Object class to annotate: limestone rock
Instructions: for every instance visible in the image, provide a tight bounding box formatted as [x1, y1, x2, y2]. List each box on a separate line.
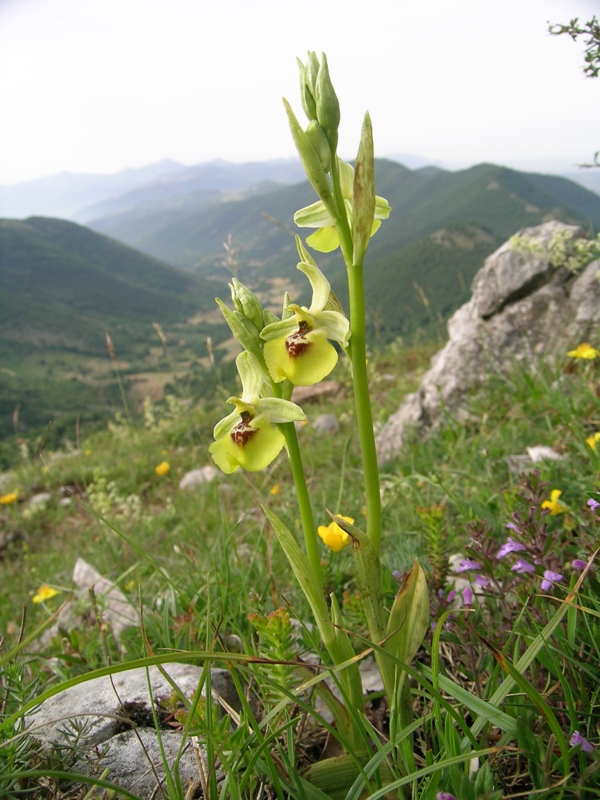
[178, 465, 218, 489]
[312, 414, 339, 434]
[377, 222, 600, 462]
[292, 380, 343, 403]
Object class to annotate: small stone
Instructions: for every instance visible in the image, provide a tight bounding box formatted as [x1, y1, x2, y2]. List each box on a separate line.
[29, 492, 51, 506]
[312, 414, 339, 434]
[59, 497, 72, 507]
[178, 465, 218, 489]
[526, 445, 565, 463]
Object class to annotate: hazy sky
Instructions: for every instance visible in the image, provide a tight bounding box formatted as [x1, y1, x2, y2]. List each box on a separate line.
[1, 0, 599, 184]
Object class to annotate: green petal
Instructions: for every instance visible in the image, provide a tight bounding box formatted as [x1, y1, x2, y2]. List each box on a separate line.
[307, 226, 340, 253]
[370, 219, 381, 237]
[261, 316, 300, 343]
[294, 200, 334, 229]
[213, 408, 240, 440]
[257, 397, 306, 423]
[375, 195, 392, 219]
[296, 260, 331, 314]
[317, 310, 350, 347]
[264, 330, 338, 386]
[338, 158, 354, 199]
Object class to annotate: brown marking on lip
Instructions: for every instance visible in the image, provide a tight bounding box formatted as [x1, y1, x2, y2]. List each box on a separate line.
[286, 321, 311, 359]
[231, 411, 257, 447]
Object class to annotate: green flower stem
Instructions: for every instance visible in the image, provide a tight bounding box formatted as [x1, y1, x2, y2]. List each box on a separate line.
[329, 162, 381, 553]
[346, 261, 381, 551]
[281, 421, 323, 590]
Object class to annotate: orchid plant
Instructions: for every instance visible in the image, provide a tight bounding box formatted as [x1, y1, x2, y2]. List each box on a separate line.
[209, 52, 428, 758]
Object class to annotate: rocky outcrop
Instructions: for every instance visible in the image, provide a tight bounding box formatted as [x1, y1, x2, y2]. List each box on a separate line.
[376, 221, 600, 463]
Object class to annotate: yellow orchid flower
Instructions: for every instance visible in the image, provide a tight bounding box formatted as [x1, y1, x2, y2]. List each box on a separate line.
[318, 516, 354, 552]
[209, 351, 306, 474]
[568, 342, 599, 359]
[261, 242, 350, 386]
[294, 158, 391, 253]
[541, 489, 567, 516]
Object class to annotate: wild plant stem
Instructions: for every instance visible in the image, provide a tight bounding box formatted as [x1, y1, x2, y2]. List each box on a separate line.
[282, 422, 323, 590]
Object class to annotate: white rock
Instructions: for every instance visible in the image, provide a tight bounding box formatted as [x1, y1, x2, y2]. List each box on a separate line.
[29, 492, 51, 506]
[312, 414, 339, 434]
[178, 465, 218, 489]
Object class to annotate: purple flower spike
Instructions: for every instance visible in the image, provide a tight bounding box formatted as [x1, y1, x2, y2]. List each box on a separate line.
[437, 793, 457, 800]
[457, 559, 482, 572]
[497, 537, 528, 559]
[475, 574, 489, 587]
[463, 586, 474, 605]
[572, 559, 588, 571]
[511, 558, 535, 574]
[541, 569, 563, 591]
[588, 498, 600, 512]
[570, 731, 594, 753]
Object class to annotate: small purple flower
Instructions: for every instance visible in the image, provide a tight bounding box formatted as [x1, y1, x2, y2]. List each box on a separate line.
[463, 586, 474, 606]
[474, 574, 489, 587]
[572, 559, 588, 571]
[457, 558, 481, 572]
[437, 793, 457, 800]
[511, 558, 535, 574]
[588, 498, 600, 512]
[392, 570, 401, 581]
[506, 522, 519, 532]
[446, 589, 456, 603]
[570, 731, 594, 753]
[541, 570, 563, 591]
[497, 537, 528, 559]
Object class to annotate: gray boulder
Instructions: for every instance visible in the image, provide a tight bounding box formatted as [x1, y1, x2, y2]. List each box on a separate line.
[377, 221, 600, 462]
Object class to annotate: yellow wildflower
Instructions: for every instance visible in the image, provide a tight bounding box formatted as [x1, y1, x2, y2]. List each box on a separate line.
[318, 516, 354, 552]
[84, 449, 91, 456]
[586, 432, 600, 451]
[270, 484, 281, 496]
[567, 343, 600, 359]
[0, 491, 18, 505]
[155, 461, 170, 476]
[541, 489, 567, 516]
[32, 584, 60, 603]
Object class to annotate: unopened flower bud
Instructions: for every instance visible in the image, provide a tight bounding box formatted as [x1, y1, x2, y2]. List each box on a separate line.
[305, 120, 332, 173]
[315, 53, 340, 154]
[230, 278, 264, 331]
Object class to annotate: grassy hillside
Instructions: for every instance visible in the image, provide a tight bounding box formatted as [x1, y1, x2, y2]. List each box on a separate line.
[87, 160, 600, 339]
[0, 218, 233, 457]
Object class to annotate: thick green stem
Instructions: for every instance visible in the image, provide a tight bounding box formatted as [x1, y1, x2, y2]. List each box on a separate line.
[346, 262, 381, 551]
[281, 422, 323, 590]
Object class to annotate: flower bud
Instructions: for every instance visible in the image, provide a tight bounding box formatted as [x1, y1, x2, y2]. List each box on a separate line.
[352, 112, 376, 265]
[283, 99, 335, 209]
[304, 120, 332, 173]
[216, 298, 264, 366]
[230, 278, 264, 332]
[297, 57, 317, 121]
[315, 53, 340, 154]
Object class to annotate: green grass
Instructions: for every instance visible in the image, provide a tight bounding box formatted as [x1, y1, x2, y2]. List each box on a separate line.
[0, 340, 599, 798]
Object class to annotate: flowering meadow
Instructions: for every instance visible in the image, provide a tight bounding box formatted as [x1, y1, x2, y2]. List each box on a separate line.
[0, 53, 599, 800]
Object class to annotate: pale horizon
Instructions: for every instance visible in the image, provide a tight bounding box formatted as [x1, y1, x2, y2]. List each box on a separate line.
[1, 0, 599, 186]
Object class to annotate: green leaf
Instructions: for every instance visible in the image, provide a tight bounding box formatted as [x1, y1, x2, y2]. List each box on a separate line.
[384, 559, 429, 669]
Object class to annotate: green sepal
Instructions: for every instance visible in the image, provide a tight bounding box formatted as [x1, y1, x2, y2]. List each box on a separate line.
[257, 397, 306, 423]
[283, 99, 335, 209]
[307, 226, 340, 253]
[352, 112, 376, 265]
[230, 278, 264, 332]
[216, 298, 265, 367]
[282, 292, 294, 320]
[295, 235, 318, 266]
[315, 53, 340, 155]
[384, 558, 429, 668]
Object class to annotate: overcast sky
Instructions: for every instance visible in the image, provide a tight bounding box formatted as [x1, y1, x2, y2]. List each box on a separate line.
[1, 0, 598, 185]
